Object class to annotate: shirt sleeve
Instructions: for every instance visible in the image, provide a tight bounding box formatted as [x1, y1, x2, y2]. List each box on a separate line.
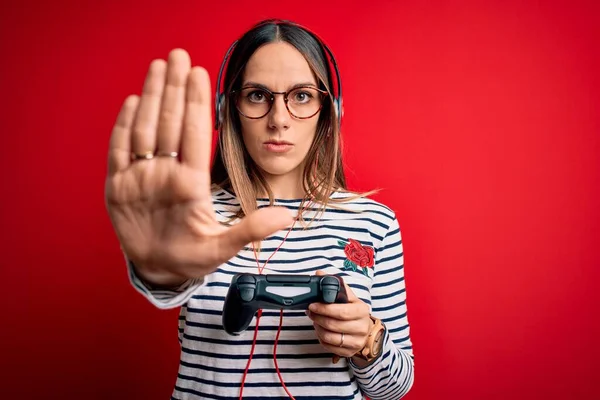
[349, 213, 415, 399]
[125, 255, 205, 310]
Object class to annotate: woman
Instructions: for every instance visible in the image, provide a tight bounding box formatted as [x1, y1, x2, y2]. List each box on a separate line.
[105, 18, 414, 400]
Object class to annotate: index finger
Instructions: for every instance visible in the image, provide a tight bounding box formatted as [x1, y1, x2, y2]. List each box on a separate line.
[181, 66, 213, 170]
[308, 300, 367, 321]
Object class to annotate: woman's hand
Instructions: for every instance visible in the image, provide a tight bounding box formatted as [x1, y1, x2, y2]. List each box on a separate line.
[307, 271, 375, 364]
[104, 49, 294, 288]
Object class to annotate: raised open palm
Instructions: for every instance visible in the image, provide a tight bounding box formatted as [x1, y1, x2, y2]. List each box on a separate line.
[104, 49, 294, 287]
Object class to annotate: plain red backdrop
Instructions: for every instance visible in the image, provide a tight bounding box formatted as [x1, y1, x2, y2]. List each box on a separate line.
[1, 0, 598, 399]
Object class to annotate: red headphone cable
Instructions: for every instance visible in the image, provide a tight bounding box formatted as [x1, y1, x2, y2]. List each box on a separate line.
[238, 197, 315, 400]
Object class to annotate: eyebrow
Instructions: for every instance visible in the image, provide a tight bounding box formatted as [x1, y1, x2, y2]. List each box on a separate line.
[241, 81, 319, 90]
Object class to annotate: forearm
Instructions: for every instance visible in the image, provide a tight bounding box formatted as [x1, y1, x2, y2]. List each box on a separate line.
[352, 214, 415, 399]
[126, 256, 206, 310]
[350, 329, 414, 399]
[128, 258, 189, 290]
[350, 355, 372, 369]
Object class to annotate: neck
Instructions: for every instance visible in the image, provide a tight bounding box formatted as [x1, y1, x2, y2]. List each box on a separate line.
[260, 171, 306, 200]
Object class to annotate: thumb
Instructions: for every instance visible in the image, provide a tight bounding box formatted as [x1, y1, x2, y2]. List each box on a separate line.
[224, 206, 295, 250]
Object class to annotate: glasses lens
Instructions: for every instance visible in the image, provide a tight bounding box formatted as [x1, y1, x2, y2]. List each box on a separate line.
[287, 87, 323, 118]
[237, 88, 271, 118]
[235, 87, 325, 119]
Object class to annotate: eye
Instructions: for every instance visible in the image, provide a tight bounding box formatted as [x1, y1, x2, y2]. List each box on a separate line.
[246, 89, 269, 103]
[291, 89, 315, 104]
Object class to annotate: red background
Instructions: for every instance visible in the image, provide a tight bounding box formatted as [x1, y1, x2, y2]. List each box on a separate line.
[1, 0, 598, 399]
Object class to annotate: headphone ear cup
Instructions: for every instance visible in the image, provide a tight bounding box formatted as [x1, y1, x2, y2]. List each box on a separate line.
[333, 99, 339, 119]
[333, 98, 343, 127]
[215, 94, 225, 130]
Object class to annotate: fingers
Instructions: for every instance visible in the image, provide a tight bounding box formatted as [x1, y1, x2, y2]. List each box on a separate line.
[313, 325, 362, 357]
[131, 59, 167, 155]
[308, 300, 367, 320]
[307, 308, 370, 334]
[181, 65, 213, 170]
[114, 48, 213, 171]
[156, 49, 191, 155]
[108, 95, 139, 175]
[223, 206, 295, 251]
[309, 306, 371, 358]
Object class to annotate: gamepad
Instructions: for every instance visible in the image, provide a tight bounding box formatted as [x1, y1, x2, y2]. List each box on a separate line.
[222, 273, 348, 336]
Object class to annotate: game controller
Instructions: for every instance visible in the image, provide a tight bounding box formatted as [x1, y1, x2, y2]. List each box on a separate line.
[222, 273, 348, 336]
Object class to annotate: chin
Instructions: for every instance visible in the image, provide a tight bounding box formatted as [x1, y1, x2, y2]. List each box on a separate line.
[256, 159, 302, 177]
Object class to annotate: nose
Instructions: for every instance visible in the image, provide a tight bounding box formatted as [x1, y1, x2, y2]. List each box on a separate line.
[267, 94, 290, 131]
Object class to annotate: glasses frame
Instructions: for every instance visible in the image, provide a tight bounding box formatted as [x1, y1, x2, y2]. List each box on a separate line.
[230, 85, 330, 120]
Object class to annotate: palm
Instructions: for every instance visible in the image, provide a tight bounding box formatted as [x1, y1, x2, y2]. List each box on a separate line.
[106, 158, 220, 261]
[104, 49, 293, 286]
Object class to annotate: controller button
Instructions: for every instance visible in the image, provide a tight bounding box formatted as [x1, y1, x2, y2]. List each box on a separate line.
[239, 286, 255, 302]
[322, 288, 339, 303]
[238, 274, 256, 284]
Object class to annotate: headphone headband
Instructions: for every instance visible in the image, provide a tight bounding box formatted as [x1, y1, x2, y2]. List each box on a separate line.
[214, 20, 343, 131]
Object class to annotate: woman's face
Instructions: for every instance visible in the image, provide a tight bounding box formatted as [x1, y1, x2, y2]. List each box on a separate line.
[237, 41, 322, 184]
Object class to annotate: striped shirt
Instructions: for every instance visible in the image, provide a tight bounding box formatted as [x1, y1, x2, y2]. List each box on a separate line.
[127, 188, 415, 399]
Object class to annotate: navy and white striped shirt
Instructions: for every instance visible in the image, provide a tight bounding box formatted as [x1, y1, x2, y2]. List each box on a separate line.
[127, 188, 415, 399]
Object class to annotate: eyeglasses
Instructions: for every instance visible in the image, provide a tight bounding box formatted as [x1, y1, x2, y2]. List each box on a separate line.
[231, 85, 329, 120]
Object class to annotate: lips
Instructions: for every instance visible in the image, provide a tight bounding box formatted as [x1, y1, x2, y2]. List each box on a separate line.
[264, 140, 292, 145]
[263, 140, 293, 153]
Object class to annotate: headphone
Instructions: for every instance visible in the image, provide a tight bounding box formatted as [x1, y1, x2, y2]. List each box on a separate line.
[214, 20, 344, 131]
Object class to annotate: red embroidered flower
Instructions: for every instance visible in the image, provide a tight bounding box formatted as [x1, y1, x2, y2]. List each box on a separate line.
[344, 239, 374, 268]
